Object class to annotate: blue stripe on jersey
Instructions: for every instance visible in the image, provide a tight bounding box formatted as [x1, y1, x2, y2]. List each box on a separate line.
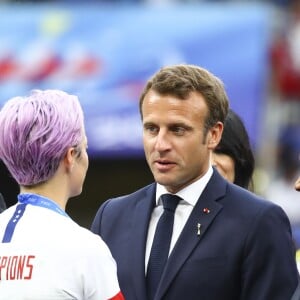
[2, 203, 27, 243]
[1, 194, 69, 243]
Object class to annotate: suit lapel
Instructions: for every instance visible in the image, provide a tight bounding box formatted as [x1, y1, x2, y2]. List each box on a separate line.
[155, 170, 227, 300]
[130, 184, 156, 300]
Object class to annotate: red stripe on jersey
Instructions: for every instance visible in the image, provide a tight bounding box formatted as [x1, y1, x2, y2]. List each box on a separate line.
[108, 291, 125, 300]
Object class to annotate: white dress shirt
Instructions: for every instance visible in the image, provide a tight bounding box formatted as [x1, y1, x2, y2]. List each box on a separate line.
[145, 166, 213, 272]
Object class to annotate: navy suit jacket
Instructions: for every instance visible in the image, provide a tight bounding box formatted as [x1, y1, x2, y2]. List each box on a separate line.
[91, 170, 299, 300]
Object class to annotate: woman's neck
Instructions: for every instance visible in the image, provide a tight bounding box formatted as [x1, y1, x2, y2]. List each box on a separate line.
[20, 184, 68, 211]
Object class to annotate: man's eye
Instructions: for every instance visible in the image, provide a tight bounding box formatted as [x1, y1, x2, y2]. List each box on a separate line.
[172, 127, 185, 135]
[144, 125, 158, 134]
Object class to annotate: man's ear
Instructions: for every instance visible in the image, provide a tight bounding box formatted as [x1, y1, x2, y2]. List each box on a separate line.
[64, 147, 75, 172]
[207, 122, 223, 150]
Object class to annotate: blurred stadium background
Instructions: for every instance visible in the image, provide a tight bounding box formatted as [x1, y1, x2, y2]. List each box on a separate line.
[0, 0, 299, 229]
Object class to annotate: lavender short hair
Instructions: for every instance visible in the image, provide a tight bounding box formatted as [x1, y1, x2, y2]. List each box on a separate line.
[0, 89, 84, 186]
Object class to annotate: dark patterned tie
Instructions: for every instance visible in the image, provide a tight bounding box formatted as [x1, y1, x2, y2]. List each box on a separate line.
[146, 194, 181, 300]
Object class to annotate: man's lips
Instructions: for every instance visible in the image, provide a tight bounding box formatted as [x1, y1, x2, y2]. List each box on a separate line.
[154, 159, 176, 171]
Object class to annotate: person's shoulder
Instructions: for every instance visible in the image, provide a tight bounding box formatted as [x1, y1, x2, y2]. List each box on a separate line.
[65, 220, 112, 253]
[61, 219, 104, 248]
[0, 204, 17, 222]
[223, 183, 292, 231]
[225, 182, 282, 211]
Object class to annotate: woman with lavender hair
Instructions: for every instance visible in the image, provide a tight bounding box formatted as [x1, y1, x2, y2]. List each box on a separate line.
[0, 90, 124, 300]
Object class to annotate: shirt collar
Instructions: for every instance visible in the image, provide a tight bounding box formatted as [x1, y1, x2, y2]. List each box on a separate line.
[155, 166, 213, 206]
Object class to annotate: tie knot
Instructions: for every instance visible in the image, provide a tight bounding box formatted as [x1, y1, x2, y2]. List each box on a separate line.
[161, 194, 181, 213]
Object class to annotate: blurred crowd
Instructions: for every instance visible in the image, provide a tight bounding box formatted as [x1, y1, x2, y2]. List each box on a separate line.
[262, 0, 300, 244]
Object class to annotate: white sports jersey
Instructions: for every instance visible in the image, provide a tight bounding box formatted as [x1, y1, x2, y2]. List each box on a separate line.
[0, 195, 123, 300]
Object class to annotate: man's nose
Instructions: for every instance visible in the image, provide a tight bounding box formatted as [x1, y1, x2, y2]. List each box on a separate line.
[154, 131, 171, 152]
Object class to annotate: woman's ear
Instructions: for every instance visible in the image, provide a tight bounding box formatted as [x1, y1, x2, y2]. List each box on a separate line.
[207, 122, 223, 150]
[64, 147, 75, 172]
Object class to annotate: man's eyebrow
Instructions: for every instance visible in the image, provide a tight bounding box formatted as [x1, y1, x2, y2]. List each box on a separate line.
[168, 122, 192, 128]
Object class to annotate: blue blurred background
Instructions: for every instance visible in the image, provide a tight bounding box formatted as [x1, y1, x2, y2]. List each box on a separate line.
[0, 3, 271, 156]
[0, 0, 299, 231]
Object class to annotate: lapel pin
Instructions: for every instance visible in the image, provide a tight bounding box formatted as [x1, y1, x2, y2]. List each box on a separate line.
[197, 223, 201, 236]
[203, 208, 210, 214]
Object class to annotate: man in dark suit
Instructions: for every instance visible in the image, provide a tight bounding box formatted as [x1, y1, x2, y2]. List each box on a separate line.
[91, 64, 299, 300]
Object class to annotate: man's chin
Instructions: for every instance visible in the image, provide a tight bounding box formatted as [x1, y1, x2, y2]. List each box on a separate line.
[154, 176, 181, 192]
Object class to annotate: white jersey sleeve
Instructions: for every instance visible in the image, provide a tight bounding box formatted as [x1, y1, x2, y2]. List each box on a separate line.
[80, 233, 123, 300]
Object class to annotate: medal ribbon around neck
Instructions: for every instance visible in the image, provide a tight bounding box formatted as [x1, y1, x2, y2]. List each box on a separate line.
[2, 193, 69, 243]
[17, 193, 69, 217]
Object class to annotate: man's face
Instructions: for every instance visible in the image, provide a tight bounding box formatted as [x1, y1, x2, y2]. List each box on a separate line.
[142, 90, 222, 194]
